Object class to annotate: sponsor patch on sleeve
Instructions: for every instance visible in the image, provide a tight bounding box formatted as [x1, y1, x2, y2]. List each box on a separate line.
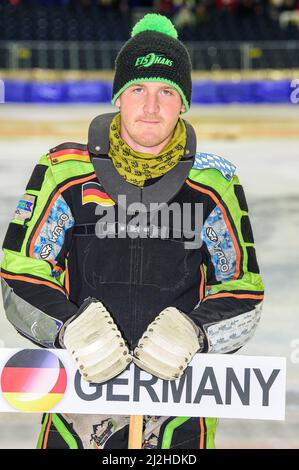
[14, 194, 36, 222]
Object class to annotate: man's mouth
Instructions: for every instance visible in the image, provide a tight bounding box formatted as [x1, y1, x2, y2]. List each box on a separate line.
[139, 120, 160, 124]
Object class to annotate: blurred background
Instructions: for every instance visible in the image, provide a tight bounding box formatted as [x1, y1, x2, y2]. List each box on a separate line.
[0, 0, 298, 449]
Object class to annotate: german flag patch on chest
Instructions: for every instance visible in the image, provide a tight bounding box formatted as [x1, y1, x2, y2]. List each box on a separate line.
[82, 182, 115, 207]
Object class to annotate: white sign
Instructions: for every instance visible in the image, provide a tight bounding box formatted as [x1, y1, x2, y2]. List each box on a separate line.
[0, 348, 286, 420]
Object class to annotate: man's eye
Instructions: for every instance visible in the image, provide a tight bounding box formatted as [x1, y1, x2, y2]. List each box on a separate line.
[133, 88, 143, 93]
[162, 90, 172, 96]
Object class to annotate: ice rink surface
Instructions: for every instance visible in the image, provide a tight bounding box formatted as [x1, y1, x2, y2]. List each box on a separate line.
[0, 104, 298, 448]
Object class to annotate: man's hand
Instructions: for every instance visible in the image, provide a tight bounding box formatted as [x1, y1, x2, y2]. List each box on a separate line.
[61, 299, 132, 383]
[133, 307, 204, 380]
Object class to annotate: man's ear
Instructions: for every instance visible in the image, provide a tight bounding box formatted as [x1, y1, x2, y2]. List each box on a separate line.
[115, 97, 120, 107]
[181, 104, 186, 113]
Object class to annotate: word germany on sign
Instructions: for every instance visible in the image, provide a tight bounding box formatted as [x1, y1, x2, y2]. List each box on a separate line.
[0, 349, 286, 420]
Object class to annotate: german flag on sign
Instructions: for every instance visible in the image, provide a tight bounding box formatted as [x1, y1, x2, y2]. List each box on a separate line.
[82, 182, 115, 207]
[1, 349, 67, 412]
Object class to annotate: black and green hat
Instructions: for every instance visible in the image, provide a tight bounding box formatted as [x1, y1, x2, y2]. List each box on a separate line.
[111, 13, 192, 113]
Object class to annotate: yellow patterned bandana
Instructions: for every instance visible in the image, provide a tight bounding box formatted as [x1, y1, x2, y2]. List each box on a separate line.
[108, 113, 186, 188]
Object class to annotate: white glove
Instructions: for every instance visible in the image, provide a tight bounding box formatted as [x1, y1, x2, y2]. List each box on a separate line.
[62, 299, 132, 384]
[133, 307, 204, 381]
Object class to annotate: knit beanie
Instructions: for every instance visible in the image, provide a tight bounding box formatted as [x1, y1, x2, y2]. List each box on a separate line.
[111, 13, 192, 113]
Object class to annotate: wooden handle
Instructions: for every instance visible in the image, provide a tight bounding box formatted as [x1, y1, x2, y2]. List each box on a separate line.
[128, 415, 143, 449]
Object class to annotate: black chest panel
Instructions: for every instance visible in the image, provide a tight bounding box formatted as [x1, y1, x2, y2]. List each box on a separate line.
[62, 170, 214, 347]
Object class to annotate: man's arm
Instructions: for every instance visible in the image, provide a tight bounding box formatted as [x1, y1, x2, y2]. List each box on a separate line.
[132, 164, 265, 380]
[1, 149, 132, 383]
[189, 174, 264, 353]
[0, 154, 77, 347]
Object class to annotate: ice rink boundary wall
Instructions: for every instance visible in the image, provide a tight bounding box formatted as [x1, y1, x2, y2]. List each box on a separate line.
[1, 70, 298, 104]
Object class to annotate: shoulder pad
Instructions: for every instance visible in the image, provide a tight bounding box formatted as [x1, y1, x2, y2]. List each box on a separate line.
[49, 142, 90, 166]
[192, 152, 236, 181]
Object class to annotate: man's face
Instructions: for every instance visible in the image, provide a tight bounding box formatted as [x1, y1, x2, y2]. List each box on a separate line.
[115, 82, 186, 149]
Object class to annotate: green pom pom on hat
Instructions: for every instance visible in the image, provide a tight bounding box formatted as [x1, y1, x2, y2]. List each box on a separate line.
[131, 13, 178, 39]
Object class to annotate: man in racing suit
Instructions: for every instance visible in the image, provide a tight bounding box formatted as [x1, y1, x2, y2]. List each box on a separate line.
[0, 14, 264, 449]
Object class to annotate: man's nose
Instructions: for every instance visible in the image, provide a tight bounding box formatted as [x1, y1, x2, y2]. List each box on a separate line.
[144, 93, 159, 114]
